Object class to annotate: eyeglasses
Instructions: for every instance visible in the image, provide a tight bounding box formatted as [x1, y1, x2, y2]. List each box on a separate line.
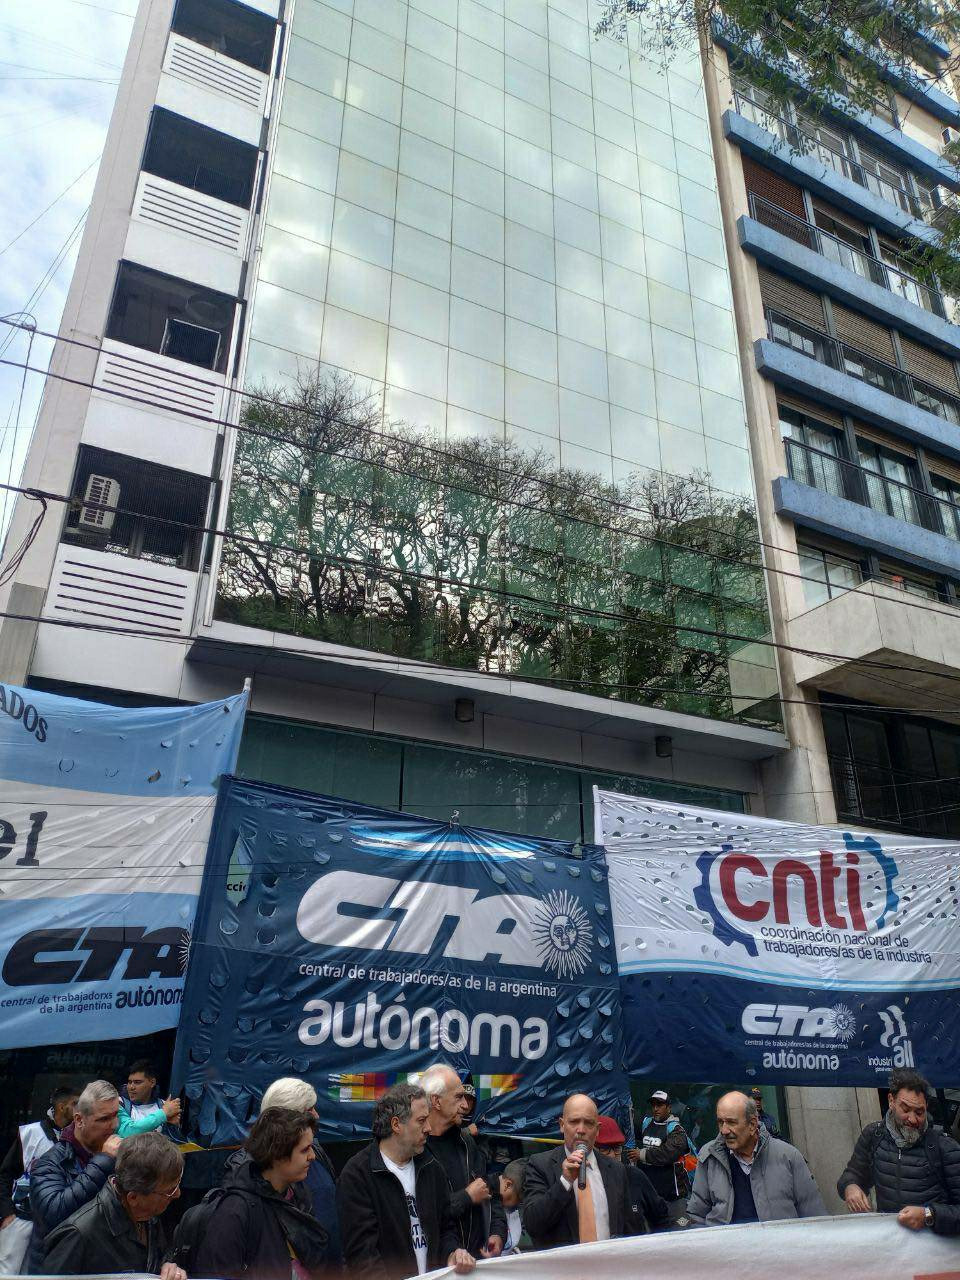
[153, 1178, 182, 1199]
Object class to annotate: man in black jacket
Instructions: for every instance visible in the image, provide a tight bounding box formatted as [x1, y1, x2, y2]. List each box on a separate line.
[595, 1115, 671, 1232]
[423, 1064, 506, 1259]
[42, 1132, 185, 1278]
[337, 1083, 475, 1279]
[838, 1067, 960, 1235]
[26, 1080, 122, 1273]
[523, 1092, 637, 1250]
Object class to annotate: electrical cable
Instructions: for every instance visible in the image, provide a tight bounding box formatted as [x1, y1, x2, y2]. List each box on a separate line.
[2, 343, 960, 711]
[0, 213, 87, 362]
[3, 313, 960, 625]
[0, 156, 100, 261]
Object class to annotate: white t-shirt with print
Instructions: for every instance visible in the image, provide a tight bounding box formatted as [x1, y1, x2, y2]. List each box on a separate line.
[381, 1152, 428, 1276]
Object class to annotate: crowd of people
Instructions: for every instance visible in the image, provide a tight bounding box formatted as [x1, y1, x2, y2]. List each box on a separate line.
[0, 1061, 957, 1277]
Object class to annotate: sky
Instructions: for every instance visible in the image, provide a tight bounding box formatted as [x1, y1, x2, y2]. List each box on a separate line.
[0, 0, 133, 533]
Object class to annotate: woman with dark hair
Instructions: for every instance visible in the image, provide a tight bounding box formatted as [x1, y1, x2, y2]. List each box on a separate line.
[192, 1108, 330, 1280]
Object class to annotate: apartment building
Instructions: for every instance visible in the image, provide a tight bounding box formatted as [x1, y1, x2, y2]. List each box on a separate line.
[701, 11, 960, 839]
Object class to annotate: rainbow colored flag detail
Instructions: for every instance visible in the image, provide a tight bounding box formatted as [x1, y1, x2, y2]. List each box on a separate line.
[473, 1074, 521, 1099]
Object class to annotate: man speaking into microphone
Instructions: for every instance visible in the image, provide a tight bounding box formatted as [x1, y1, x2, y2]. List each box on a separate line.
[523, 1094, 637, 1251]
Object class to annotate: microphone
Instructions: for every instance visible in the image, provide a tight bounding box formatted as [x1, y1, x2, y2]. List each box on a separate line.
[575, 1140, 589, 1190]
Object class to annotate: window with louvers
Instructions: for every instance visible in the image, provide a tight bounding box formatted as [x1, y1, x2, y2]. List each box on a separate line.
[742, 157, 806, 218]
[831, 303, 897, 365]
[758, 269, 826, 329]
[899, 337, 960, 394]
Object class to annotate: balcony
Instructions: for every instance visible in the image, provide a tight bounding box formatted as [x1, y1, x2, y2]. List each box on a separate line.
[93, 338, 226, 422]
[725, 99, 943, 248]
[746, 194, 947, 318]
[158, 31, 269, 145]
[43, 544, 199, 637]
[786, 436, 956, 531]
[787, 577, 960, 724]
[757, 311, 960, 460]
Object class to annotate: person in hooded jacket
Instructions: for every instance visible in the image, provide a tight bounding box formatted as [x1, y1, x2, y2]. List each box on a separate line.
[192, 1107, 330, 1280]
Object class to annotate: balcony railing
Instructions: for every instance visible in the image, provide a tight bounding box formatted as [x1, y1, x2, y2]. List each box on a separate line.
[765, 309, 960, 425]
[747, 193, 947, 319]
[784, 436, 960, 541]
[732, 89, 925, 221]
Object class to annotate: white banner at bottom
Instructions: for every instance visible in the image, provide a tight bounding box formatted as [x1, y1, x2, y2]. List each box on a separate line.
[424, 1215, 960, 1279]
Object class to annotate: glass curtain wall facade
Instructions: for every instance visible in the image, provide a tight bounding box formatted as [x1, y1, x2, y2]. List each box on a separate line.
[216, 0, 779, 727]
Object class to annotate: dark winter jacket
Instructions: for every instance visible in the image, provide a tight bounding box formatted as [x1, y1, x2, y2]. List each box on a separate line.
[838, 1120, 960, 1235]
[41, 1180, 166, 1275]
[0, 1116, 60, 1221]
[192, 1152, 330, 1280]
[522, 1144, 637, 1250]
[426, 1123, 508, 1254]
[624, 1161, 670, 1232]
[25, 1138, 115, 1272]
[637, 1115, 692, 1200]
[336, 1140, 459, 1280]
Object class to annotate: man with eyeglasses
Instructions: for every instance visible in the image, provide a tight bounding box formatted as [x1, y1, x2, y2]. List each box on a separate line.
[41, 1132, 186, 1279]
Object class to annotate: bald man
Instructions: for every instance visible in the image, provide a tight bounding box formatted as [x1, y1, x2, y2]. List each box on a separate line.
[522, 1094, 637, 1250]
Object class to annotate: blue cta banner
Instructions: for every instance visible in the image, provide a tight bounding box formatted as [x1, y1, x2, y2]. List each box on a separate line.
[173, 778, 630, 1144]
[597, 789, 960, 1086]
[0, 682, 247, 1048]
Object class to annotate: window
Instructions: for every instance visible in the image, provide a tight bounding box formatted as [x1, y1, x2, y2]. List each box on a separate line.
[142, 108, 258, 208]
[171, 0, 276, 72]
[822, 697, 960, 838]
[768, 313, 830, 362]
[857, 144, 916, 214]
[875, 562, 942, 600]
[62, 446, 211, 571]
[930, 473, 960, 541]
[855, 439, 925, 526]
[106, 261, 236, 372]
[781, 408, 848, 498]
[797, 543, 862, 607]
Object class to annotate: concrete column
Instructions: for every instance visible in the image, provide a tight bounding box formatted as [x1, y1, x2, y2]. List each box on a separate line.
[785, 1085, 881, 1213]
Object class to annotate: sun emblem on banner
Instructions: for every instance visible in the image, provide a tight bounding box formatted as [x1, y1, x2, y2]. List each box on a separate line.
[177, 929, 192, 975]
[531, 889, 593, 979]
[829, 1003, 857, 1044]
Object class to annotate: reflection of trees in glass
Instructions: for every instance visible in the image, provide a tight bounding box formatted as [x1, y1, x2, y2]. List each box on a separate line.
[216, 371, 779, 727]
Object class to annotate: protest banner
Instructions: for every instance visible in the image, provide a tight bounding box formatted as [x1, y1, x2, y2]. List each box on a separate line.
[0, 682, 246, 1047]
[595, 789, 960, 1084]
[172, 777, 630, 1144]
[420, 1214, 960, 1279]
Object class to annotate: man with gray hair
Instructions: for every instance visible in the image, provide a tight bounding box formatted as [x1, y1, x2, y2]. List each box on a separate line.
[42, 1132, 185, 1278]
[337, 1082, 474, 1278]
[25, 1080, 123, 1272]
[422, 1064, 506, 1260]
[687, 1090, 825, 1226]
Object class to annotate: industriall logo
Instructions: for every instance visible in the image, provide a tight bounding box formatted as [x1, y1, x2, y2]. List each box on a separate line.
[693, 831, 899, 957]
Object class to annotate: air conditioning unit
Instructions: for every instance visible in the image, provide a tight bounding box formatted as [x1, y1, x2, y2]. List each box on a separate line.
[943, 126, 960, 147]
[78, 474, 119, 534]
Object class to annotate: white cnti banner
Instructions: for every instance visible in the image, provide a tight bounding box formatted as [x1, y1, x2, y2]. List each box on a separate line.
[594, 789, 960, 1085]
[423, 1215, 960, 1279]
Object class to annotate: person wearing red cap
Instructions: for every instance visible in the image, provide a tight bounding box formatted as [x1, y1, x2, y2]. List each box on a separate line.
[595, 1116, 671, 1233]
[522, 1094, 637, 1251]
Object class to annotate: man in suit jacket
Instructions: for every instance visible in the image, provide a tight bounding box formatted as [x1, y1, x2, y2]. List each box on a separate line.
[522, 1094, 637, 1250]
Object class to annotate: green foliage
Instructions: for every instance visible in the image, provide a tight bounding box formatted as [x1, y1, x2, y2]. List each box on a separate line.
[215, 369, 779, 728]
